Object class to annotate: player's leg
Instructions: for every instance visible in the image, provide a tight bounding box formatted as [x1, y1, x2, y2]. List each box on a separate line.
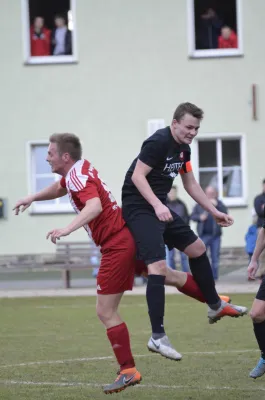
[249, 278, 265, 379]
[123, 207, 182, 361]
[164, 212, 247, 324]
[97, 228, 142, 394]
[164, 267, 231, 304]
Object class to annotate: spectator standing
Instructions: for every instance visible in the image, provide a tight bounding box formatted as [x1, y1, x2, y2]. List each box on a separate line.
[190, 186, 227, 281]
[166, 185, 190, 272]
[254, 179, 265, 229]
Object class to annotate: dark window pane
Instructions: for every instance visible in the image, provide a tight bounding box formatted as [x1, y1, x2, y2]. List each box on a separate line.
[222, 139, 241, 166]
[198, 141, 217, 167]
[194, 0, 237, 50]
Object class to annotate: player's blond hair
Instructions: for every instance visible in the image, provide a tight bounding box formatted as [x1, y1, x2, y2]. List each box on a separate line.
[49, 133, 82, 161]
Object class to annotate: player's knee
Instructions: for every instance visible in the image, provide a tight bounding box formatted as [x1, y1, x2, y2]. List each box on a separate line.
[184, 238, 206, 258]
[250, 308, 265, 323]
[96, 304, 114, 325]
[148, 259, 167, 275]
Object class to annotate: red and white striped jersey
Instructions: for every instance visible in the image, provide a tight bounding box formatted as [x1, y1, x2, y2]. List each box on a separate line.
[60, 159, 125, 246]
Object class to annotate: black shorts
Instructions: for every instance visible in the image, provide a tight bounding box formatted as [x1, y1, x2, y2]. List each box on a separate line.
[122, 205, 198, 265]
[256, 276, 265, 301]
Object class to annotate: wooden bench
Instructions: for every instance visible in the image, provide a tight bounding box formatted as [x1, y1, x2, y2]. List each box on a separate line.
[0, 242, 101, 289]
[54, 241, 101, 288]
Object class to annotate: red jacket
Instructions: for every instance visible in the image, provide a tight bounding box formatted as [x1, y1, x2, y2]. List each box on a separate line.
[30, 27, 51, 56]
[218, 31, 238, 49]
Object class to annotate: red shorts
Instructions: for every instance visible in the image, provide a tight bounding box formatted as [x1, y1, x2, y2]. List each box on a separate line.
[97, 226, 147, 295]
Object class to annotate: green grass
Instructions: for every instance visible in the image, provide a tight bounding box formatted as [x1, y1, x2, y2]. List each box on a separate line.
[0, 294, 264, 400]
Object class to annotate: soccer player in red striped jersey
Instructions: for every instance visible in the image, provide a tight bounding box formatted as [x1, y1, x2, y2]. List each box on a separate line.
[13, 133, 235, 394]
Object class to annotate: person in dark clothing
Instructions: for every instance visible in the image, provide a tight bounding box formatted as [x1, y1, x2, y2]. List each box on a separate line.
[51, 14, 72, 56]
[166, 185, 190, 272]
[196, 7, 223, 50]
[190, 186, 227, 281]
[254, 180, 265, 228]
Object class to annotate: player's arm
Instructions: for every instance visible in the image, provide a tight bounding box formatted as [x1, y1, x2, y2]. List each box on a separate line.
[13, 181, 67, 215]
[248, 228, 265, 279]
[132, 160, 172, 222]
[47, 197, 102, 244]
[181, 171, 233, 227]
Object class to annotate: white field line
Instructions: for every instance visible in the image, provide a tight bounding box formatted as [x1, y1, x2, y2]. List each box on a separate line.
[0, 349, 259, 369]
[1, 380, 265, 392]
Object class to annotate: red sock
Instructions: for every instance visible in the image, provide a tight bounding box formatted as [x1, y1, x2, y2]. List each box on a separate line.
[178, 273, 206, 303]
[107, 322, 135, 371]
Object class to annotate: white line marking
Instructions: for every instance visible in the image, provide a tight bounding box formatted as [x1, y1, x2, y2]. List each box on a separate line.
[0, 349, 259, 369]
[1, 380, 265, 392]
[35, 303, 147, 309]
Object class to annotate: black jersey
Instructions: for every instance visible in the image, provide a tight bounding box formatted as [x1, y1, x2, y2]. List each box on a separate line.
[122, 126, 192, 206]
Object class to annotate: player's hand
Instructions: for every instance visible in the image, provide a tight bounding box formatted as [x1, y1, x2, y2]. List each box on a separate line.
[213, 211, 234, 227]
[248, 260, 259, 280]
[13, 195, 35, 215]
[46, 228, 70, 244]
[154, 203, 173, 222]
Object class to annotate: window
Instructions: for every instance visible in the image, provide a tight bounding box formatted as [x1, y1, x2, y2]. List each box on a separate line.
[192, 133, 247, 206]
[27, 142, 73, 214]
[21, 0, 77, 65]
[187, 0, 243, 58]
[147, 119, 165, 137]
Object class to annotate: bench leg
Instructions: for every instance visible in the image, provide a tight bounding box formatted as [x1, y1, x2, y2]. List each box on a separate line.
[62, 270, 71, 289]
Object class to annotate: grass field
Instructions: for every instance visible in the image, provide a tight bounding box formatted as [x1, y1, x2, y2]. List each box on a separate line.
[0, 293, 264, 400]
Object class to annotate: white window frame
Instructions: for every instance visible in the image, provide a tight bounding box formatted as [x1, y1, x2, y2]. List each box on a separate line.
[187, 0, 243, 59]
[27, 141, 73, 214]
[21, 0, 78, 65]
[191, 133, 247, 207]
[147, 119, 165, 137]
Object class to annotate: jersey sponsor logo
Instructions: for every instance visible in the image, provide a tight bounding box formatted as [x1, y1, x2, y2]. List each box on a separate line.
[97, 284, 102, 291]
[166, 156, 173, 161]
[163, 162, 184, 173]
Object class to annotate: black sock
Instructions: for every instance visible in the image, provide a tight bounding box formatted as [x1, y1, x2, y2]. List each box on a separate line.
[189, 252, 220, 308]
[146, 274, 165, 337]
[253, 320, 265, 359]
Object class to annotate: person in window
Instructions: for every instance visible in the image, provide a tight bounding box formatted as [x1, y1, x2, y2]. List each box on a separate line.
[190, 186, 227, 281]
[30, 16, 51, 56]
[51, 14, 72, 56]
[218, 26, 238, 49]
[196, 7, 223, 50]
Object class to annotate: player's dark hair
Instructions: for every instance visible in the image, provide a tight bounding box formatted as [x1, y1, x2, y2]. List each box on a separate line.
[49, 133, 82, 161]
[173, 102, 204, 122]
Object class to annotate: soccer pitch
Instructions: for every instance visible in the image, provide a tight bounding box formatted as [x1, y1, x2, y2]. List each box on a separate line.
[0, 294, 264, 400]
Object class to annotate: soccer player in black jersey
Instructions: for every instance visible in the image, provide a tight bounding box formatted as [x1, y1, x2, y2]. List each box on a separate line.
[248, 212, 265, 379]
[122, 102, 248, 360]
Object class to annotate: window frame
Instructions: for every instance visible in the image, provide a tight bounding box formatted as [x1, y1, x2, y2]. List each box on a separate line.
[147, 119, 165, 137]
[21, 0, 78, 65]
[187, 0, 243, 59]
[27, 141, 73, 214]
[191, 133, 247, 207]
